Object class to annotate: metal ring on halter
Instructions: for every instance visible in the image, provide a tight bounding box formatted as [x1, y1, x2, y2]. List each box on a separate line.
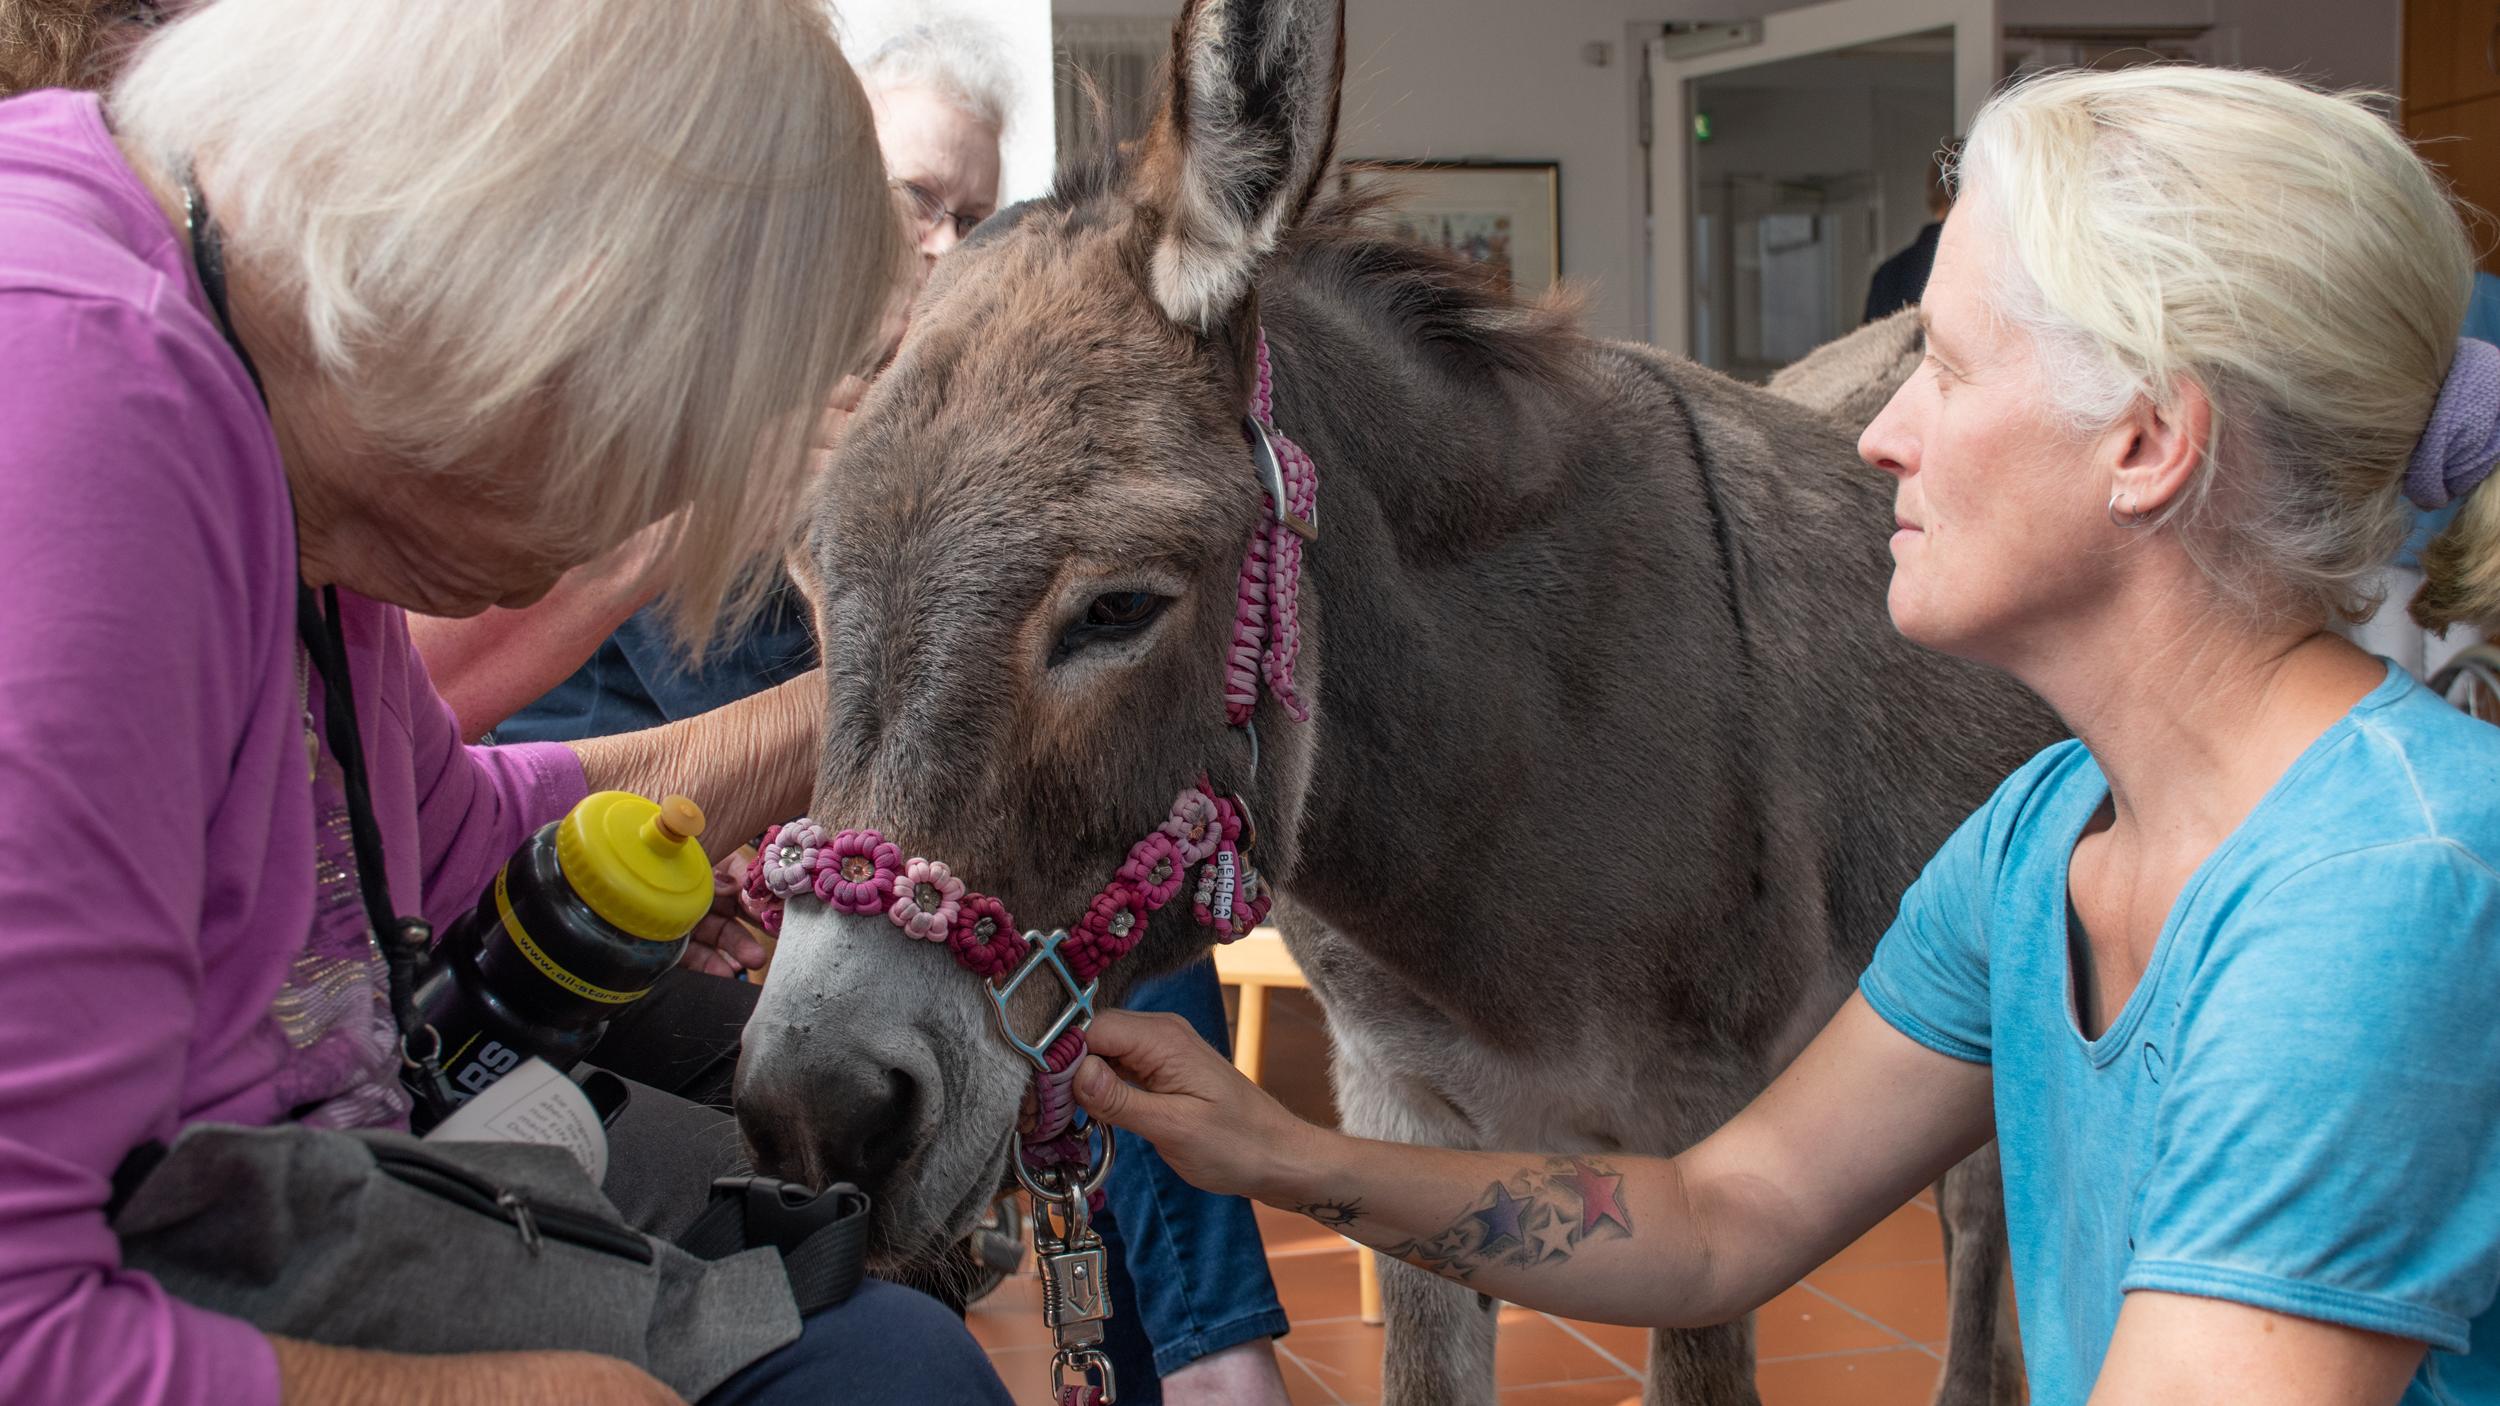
[1240, 717, 1260, 781]
[1242, 415, 1317, 541]
[1052, 1346, 1118, 1405]
[1014, 1121, 1117, 1203]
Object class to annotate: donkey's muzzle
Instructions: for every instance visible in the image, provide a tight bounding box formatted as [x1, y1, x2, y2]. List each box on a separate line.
[734, 1035, 931, 1201]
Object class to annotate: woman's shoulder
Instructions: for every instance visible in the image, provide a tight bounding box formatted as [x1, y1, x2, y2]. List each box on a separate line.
[2296, 667, 2500, 875]
[0, 90, 185, 314]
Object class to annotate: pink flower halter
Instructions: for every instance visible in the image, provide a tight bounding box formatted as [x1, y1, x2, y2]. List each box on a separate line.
[741, 330, 1314, 1406]
[741, 329, 1313, 1152]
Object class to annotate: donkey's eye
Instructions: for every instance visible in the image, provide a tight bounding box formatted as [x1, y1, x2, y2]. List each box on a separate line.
[1051, 591, 1172, 666]
[1087, 591, 1164, 627]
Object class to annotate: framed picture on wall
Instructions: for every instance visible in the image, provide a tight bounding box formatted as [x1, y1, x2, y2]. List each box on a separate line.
[1337, 159, 1562, 299]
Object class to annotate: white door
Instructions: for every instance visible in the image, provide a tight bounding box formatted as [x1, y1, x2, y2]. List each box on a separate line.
[1648, 0, 1998, 368]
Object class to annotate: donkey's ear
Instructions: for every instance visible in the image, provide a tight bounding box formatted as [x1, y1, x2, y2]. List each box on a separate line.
[1139, 0, 1346, 331]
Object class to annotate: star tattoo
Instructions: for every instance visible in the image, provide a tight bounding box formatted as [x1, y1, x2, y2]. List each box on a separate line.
[1470, 1182, 1529, 1252]
[1560, 1157, 1632, 1236]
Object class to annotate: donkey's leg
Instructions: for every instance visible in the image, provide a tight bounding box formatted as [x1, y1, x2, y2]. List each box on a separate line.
[1931, 1141, 2025, 1406]
[1644, 1320, 1760, 1406]
[1330, 1036, 1499, 1406]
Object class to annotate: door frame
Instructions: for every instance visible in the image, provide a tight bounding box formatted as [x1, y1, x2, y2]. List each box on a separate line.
[1646, 0, 1999, 356]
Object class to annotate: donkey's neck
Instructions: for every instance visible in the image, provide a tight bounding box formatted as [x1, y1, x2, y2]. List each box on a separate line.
[1252, 267, 1767, 992]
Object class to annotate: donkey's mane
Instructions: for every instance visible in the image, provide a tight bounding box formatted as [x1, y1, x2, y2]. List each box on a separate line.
[1042, 153, 1592, 393]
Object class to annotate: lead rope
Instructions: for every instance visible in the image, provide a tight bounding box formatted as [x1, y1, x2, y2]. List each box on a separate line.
[742, 328, 1316, 1406]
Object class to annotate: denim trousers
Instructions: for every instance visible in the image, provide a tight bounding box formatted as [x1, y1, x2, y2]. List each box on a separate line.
[1089, 958, 1291, 1399]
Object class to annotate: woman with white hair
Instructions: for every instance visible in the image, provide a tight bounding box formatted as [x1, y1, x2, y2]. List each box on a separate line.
[0, 1, 1010, 1402]
[1068, 65, 2500, 1402]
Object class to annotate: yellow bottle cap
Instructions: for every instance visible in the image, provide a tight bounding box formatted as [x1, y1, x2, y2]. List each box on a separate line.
[555, 791, 713, 942]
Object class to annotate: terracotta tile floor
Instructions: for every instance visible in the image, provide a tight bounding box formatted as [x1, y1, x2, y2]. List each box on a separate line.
[972, 989, 1953, 1405]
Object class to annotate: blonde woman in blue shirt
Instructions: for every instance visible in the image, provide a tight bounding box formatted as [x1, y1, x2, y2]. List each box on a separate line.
[1070, 66, 2500, 1404]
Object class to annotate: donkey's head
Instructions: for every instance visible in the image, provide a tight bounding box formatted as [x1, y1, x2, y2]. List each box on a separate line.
[736, 0, 1346, 1264]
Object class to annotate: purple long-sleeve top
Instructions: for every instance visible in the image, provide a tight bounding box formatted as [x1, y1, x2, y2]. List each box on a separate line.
[0, 91, 591, 1405]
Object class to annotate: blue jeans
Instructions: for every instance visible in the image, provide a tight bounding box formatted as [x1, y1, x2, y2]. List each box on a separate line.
[1091, 959, 1291, 1400]
[702, 1279, 1014, 1405]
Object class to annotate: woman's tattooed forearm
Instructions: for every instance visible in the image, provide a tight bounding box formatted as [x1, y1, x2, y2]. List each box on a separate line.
[1289, 1199, 1365, 1229]
[1376, 1157, 1632, 1281]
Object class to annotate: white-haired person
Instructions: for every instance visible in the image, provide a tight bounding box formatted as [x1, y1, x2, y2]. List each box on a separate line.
[1071, 65, 2500, 1404]
[0, 2, 1013, 1403]
[418, 14, 1021, 750]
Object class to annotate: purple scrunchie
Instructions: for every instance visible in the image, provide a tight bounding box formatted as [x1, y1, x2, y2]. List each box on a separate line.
[2407, 338, 2500, 510]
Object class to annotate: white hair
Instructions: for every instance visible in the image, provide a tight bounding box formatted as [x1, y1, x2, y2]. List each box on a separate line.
[1956, 65, 2485, 629]
[112, 0, 911, 646]
[851, 12, 1017, 134]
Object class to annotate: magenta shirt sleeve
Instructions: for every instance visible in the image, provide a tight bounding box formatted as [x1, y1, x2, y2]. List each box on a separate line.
[0, 295, 286, 1406]
[334, 594, 590, 933]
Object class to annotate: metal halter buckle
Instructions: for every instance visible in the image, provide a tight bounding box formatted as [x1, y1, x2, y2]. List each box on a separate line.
[988, 929, 1098, 1073]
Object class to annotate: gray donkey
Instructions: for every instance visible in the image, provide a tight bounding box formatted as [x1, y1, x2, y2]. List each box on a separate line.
[733, 1, 2052, 1401]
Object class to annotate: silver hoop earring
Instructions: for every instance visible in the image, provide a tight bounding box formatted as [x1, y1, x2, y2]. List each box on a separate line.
[2108, 491, 2145, 529]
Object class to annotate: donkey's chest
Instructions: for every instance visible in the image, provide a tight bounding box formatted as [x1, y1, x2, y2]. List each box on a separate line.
[1297, 923, 1843, 1156]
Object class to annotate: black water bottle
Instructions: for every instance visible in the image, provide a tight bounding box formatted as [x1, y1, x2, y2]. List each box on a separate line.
[406, 792, 714, 1129]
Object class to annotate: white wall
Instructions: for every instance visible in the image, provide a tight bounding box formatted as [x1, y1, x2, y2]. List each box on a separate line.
[1062, 0, 2399, 342]
[834, 0, 1059, 203]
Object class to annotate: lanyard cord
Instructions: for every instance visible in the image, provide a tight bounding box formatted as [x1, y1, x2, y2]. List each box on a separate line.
[182, 176, 454, 1117]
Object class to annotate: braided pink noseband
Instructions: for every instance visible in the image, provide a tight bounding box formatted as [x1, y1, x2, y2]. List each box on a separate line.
[740, 330, 1316, 1184]
[743, 784, 1272, 1166]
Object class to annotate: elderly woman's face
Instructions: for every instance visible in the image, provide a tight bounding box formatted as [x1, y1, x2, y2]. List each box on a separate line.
[871, 83, 1002, 288]
[1857, 194, 2109, 666]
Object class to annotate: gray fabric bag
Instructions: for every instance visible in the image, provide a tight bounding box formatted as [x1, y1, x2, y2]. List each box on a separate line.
[111, 1121, 804, 1401]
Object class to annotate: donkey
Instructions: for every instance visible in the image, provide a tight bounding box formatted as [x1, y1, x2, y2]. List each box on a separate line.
[734, 2, 2050, 1401]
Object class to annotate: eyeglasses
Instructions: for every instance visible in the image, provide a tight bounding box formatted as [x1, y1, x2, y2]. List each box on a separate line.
[892, 180, 983, 242]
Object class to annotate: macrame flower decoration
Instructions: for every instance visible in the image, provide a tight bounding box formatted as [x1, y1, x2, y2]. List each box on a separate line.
[817, 829, 901, 914]
[1117, 832, 1185, 911]
[1161, 790, 1227, 867]
[1066, 881, 1148, 981]
[757, 819, 827, 899]
[948, 893, 1026, 981]
[888, 857, 966, 940]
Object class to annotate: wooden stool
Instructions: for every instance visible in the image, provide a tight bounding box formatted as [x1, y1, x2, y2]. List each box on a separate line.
[1215, 928, 1383, 1326]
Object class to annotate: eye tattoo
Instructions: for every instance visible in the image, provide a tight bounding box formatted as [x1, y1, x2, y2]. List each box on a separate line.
[1291, 1199, 1365, 1229]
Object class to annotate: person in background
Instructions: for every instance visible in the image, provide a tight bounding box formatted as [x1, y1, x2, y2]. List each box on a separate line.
[0, 0, 154, 94]
[412, 15, 1299, 1404]
[0, 1, 1015, 1401]
[1077, 65, 2500, 1406]
[1864, 138, 1958, 323]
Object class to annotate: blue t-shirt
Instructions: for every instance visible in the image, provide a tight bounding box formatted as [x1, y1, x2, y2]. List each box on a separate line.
[1862, 662, 2500, 1404]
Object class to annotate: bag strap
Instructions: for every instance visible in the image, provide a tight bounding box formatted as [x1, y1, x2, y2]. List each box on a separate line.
[679, 1177, 871, 1314]
[181, 175, 456, 1123]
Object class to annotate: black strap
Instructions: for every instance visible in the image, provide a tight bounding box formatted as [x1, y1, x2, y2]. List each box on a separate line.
[680, 1177, 872, 1314]
[183, 177, 453, 1122]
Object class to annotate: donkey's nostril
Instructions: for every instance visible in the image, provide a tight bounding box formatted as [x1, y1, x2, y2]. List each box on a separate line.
[826, 1064, 920, 1193]
[737, 1058, 926, 1199]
